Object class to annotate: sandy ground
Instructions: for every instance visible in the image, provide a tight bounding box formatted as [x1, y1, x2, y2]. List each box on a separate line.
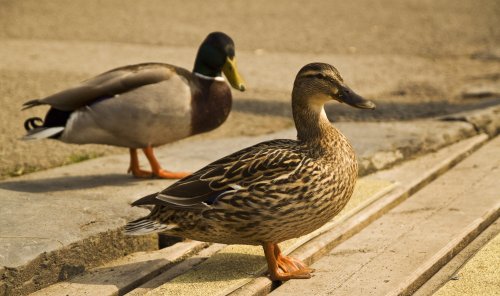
[0, 0, 499, 178]
[434, 233, 500, 296]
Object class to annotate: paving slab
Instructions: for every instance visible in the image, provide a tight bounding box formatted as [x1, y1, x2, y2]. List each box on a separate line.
[271, 135, 500, 296]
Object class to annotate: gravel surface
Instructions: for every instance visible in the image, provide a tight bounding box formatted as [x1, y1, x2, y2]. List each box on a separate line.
[434, 233, 500, 296]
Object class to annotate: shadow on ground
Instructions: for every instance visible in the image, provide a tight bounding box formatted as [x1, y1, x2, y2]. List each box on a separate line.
[234, 97, 500, 121]
[63, 253, 264, 294]
[0, 174, 142, 193]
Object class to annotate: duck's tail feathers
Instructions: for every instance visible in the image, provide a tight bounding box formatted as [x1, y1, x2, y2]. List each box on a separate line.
[22, 125, 65, 140]
[124, 217, 175, 236]
[22, 99, 43, 110]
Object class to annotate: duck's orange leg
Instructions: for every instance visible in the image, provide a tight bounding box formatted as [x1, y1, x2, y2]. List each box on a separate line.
[262, 242, 313, 281]
[142, 146, 190, 179]
[128, 148, 153, 178]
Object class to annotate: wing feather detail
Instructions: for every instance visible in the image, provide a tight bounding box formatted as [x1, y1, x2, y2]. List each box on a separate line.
[23, 63, 178, 111]
[132, 139, 305, 210]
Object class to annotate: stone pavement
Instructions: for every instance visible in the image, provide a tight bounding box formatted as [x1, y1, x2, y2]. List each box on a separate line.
[23, 129, 497, 296]
[271, 135, 500, 296]
[1, 105, 499, 295]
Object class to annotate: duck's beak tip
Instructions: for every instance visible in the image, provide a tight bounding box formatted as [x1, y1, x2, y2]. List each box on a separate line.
[364, 101, 376, 110]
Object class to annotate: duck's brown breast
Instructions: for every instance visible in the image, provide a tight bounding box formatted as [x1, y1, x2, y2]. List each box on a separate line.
[190, 79, 232, 135]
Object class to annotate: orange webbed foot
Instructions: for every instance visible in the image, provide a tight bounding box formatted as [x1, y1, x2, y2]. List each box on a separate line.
[276, 255, 315, 275]
[153, 169, 190, 179]
[263, 243, 314, 281]
[128, 167, 153, 178]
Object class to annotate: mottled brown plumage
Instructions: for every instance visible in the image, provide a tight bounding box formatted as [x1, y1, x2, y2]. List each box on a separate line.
[126, 62, 375, 280]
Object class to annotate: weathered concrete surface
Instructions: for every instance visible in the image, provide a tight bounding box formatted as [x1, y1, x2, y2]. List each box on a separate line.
[230, 134, 489, 296]
[35, 134, 475, 296]
[339, 121, 475, 175]
[0, 118, 483, 295]
[126, 244, 227, 296]
[271, 136, 500, 296]
[29, 241, 209, 296]
[142, 179, 394, 296]
[21, 179, 396, 296]
[441, 104, 500, 137]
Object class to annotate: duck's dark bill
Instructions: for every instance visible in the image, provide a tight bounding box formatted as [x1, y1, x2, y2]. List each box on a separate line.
[339, 86, 376, 109]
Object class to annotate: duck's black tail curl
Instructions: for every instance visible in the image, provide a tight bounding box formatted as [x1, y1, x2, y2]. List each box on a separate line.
[24, 117, 44, 131]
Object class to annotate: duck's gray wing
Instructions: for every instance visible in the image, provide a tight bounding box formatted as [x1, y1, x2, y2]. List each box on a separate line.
[23, 63, 181, 111]
[131, 139, 303, 210]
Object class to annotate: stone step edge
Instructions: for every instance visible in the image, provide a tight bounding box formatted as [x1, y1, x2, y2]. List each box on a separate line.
[389, 203, 500, 296]
[413, 217, 500, 295]
[228, 134, 489, 296]
[29, 241, 212, 296]
[26, 134, 489, 296]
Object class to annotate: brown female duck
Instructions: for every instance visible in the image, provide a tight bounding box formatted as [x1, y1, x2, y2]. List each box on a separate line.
[125, 63, 375, 280]
[22, 32, 245, 179]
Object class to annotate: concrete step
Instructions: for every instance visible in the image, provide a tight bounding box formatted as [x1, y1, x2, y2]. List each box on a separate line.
[231, 133, 490, 296]
[27, 133, 490, 296]
[1, 118, 483, 296]
[29, 241, 209, 296]
[271, 135, 500, 296]
[26, 177, 396, 296]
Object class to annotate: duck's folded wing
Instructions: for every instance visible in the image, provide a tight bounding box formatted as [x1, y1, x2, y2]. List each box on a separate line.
[23, 63, 178, 111]
[131, 139, 303, 210]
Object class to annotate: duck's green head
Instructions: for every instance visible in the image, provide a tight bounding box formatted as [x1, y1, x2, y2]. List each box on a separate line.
[293, 63, 375, 110]
[193, 32, 246, 91]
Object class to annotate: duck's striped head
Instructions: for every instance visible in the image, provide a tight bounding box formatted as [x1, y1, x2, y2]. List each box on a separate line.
[294, 63, 375, 110]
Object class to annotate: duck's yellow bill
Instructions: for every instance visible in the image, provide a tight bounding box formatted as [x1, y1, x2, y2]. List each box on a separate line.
[222, 57, 246, 91]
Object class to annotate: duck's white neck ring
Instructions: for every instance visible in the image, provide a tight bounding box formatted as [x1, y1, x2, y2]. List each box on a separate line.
[194, 72, 225, 82]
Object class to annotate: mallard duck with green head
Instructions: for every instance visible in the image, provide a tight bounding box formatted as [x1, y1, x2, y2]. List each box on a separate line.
[125, 63, 375, 280]
[22, 32, 245, 179]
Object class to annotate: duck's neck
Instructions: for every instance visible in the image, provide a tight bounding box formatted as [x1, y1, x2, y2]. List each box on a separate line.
[193, 62, 222, 77]
[193, 48, 223, 78]
[292, 92, 340, 153]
